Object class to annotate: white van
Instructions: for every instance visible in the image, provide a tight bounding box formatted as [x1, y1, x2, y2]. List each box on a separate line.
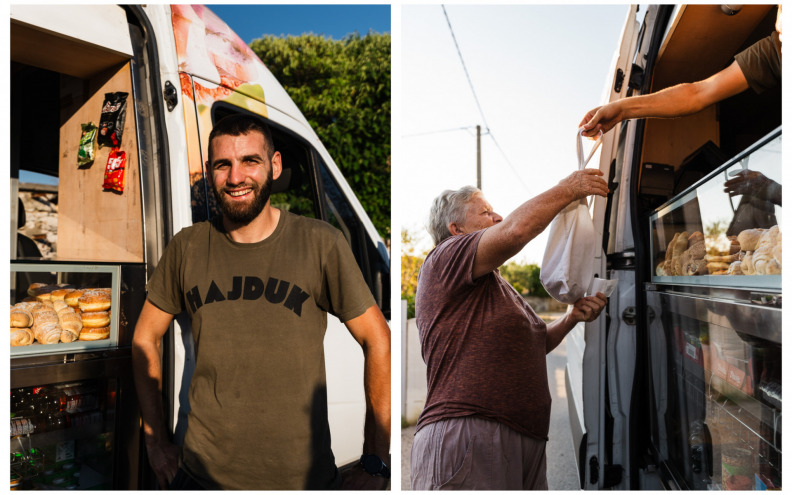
[565, 4, 781, 490]
[10, 5, 389, 489]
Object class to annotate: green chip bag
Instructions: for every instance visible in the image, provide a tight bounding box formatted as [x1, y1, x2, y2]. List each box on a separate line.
[78, 123, 98, 166]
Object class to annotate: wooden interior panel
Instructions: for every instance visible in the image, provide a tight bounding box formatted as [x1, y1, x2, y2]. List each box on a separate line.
[10, 21, 131, 80]
[57, 62, 144, 262]
[653, 5, 774, 90]
[640, 107, 719, 171]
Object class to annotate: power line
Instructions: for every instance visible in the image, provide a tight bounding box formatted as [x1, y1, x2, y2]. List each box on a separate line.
[442, 5, 531, 194]
[402, 126, 476, 138]
[442, 5, 490, 131]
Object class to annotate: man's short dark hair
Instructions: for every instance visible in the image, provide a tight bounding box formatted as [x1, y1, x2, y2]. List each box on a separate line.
[208, 114, 275, 163]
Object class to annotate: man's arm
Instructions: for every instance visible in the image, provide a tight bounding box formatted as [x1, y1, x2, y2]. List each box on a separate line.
[341, 304, 391, 489]
[472, 170, 609, 279]
[580, 60, 750, 137]
[131, 299, 180, 488]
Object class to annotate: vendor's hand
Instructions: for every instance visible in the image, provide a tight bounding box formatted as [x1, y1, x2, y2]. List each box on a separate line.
[580, 103, 623, 138]
[570, 292, 607, 323]
[559, 168, 609, 202]
[723, 169, 781, 204]
[145, 439, 180, 489]
[341, 464, 389, 490]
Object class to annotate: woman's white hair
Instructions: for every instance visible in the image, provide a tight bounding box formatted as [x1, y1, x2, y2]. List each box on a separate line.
[427, 186, 482, 245]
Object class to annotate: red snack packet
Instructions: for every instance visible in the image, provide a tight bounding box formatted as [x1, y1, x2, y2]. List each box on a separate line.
[103, 150, 127, 192]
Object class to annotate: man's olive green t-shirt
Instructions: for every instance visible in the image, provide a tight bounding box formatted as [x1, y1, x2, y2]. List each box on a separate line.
[735, 31, 781, 94]
[146, 211, 375, 490]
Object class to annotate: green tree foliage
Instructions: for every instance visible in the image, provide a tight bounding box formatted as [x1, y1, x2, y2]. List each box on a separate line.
[250, 32, 391, 241]
[499, 262, 550, 298]
[401, 229, 428, 319]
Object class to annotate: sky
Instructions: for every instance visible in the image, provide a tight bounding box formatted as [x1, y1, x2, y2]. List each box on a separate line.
[208, 4, 391, 43]
[397, 4, 632, 265]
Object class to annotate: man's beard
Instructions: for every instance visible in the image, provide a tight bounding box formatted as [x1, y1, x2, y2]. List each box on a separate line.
[213, 168, 273, 225]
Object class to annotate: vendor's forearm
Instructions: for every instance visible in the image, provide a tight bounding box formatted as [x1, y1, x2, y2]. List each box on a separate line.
[362, 335, 391, 459]
[132, 339, 170, 446]
[620, 82, 708, 120]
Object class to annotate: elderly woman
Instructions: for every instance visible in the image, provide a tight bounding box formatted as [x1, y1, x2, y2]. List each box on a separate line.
[411, 169, 608, 490]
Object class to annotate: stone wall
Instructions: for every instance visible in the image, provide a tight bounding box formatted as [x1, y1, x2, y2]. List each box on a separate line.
[17, 189, 59, 259]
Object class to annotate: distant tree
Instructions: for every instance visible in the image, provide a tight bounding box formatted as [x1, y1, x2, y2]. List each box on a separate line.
[499, 262, 550, 298]
[401, 229, 428, 319]
[250, 32, 391, 241]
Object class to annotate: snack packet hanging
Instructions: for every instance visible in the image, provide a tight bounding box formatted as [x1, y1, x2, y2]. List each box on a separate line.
[102, 150, 127, 193]
[98, 92, 128, 148]
[78, 123, 98, 166]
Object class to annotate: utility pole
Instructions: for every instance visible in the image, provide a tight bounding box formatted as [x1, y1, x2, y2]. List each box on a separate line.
[476, 125, 482, 190]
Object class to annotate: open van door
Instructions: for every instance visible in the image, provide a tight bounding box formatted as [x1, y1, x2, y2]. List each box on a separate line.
[564, 5, 670, 489]
[569, 4, 781, 490]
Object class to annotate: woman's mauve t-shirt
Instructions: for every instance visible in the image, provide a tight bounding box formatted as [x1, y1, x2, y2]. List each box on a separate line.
[415, 230, 552, 440]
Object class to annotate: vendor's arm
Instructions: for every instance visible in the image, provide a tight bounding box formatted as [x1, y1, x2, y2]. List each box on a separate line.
[470, 171, 609, 279]
[132, 300, 180, 489]
[546, 292, 607, 353]
[341, 304, 391, 490]
[580, 60, 750, 138]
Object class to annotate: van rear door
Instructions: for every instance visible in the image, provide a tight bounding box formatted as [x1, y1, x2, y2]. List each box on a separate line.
[564, 5, 666, 489]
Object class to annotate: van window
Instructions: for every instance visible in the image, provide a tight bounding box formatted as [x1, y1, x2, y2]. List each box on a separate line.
[317, 157, 390, 314]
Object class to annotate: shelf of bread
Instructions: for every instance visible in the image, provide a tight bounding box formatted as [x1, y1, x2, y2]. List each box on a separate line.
[650, 129, 781, 291]
[10, 263, 120, 357]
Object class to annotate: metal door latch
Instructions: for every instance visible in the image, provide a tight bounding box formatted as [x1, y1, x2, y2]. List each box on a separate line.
[163, 81, 178, 112]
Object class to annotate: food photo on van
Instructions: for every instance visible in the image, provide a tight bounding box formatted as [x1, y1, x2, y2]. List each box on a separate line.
[9, 4, 391, 490]
[399, 3, 781, 491]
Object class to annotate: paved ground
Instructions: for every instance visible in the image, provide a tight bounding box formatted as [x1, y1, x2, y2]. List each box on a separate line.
[400, 339, 579, 490]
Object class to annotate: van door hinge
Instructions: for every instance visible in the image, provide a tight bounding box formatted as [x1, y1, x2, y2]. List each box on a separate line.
[614, 68, 625, 93]
[604, 464, 623, 488]
[628, 63, 644, 89]
[163, 80, 178, 112]
[622, 306, 637, 326]
[589, 456, 599, 485]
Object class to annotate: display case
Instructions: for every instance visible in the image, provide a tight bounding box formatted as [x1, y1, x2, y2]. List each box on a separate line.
[10, 378, 118, 490]
[11, 263, 121, 357]
[650, 128, 781, 292]
[646, 290, 781, 490]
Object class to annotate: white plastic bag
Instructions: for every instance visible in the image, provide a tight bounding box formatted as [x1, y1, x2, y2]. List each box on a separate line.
[540, 129, 602, 304]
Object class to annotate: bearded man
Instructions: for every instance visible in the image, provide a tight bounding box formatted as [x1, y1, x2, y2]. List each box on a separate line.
[132, 114, 391, 490]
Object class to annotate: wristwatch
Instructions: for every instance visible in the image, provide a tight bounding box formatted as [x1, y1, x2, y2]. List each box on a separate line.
[360, 454, 391, 479]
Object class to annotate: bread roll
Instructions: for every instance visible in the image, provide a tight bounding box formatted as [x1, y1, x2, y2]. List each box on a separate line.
[727, 261, 743, 275]
[753, 226, 781, 275]
[27, 283, 49, 297]
[64, 290, 84, 308]
[11, 327, 35, 346]
[56, 305, 83, 343]
[688, 231, 704, 246]
[80, 311, 110, 328]
[78, 290, 112, 312]
[79, 326, 110, 341]
[10, 306, 33, 328]
[740, 252, 756, 275]
[705, 253, 739, 264]
[32, 306, 62, 344]
[707, 262, 730, 274]
[737, 228, 765, 252]
[52, 300, 69, 314]
[50, 288, 73, 301]
[686, 258, 708, 276]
